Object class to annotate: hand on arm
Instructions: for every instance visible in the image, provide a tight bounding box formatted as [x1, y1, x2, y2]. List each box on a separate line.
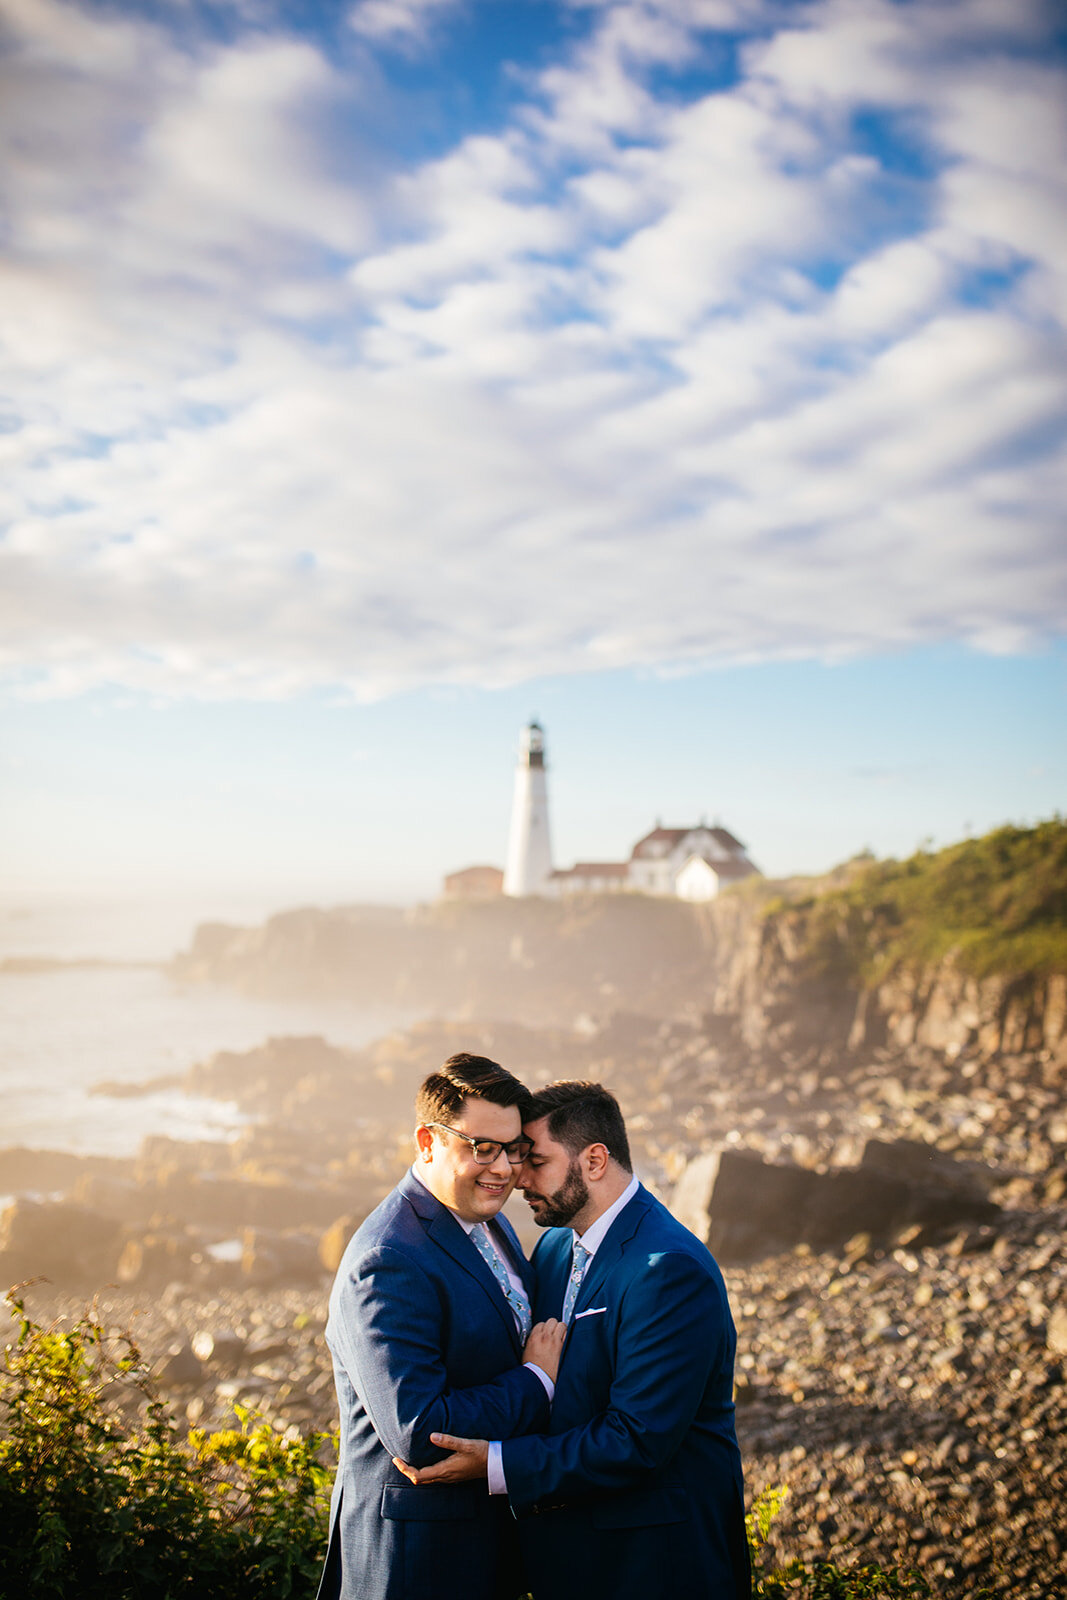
[394, 1321, 566, 1489]
[332, 1244, 549, 1468]
[394, 1434, 489, 1484]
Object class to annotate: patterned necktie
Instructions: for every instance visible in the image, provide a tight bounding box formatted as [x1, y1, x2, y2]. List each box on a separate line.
[562, 1237, 591, 1325]
[471, 1223, 532, 1342]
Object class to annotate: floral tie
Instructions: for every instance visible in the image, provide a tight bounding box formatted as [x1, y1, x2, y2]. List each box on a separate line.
[471, 1223, 532, 1341]
[562, 1238, 591, 1325]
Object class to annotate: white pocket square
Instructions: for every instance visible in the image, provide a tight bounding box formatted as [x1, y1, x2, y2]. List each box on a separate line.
[574, 1306, 607, 1319]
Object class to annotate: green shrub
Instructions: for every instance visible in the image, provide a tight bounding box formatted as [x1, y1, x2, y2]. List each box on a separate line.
[776, 818, 1067, 987]
[746, 1485, 1004, 1599]
[0, 1291, 334, 1599]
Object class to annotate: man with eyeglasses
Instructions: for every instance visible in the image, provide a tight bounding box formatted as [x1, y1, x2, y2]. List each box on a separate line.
[316, 1052, 566, 1600]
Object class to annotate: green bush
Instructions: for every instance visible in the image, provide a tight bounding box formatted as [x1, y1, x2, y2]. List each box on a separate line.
[746, 1486, 1003, 1599]
[0, 1291, 334, 1599]
[778, 818, 1067, 986]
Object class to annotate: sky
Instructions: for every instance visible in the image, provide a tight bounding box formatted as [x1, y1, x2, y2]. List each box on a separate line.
[1, 0, 1065, 914]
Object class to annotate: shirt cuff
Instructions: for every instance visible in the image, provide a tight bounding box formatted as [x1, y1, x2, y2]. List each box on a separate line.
[525, 1361, 555, 1401]
[488, 1365, 553, 1496]
[487, 1440, 507, 1496]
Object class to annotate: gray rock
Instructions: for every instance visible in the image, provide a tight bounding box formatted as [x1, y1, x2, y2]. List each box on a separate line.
[1046, 1304, 1067, 1356]
[0, 1197, 123, 1288]
[154, 1341, 203, 1386]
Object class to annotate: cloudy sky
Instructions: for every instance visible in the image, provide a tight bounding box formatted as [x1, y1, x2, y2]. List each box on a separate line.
[1, 0, 1064, 911]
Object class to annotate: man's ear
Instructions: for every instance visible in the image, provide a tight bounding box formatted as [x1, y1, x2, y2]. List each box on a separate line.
[415, 1125, 435, 1162]
[582, 1142, 611, 1181]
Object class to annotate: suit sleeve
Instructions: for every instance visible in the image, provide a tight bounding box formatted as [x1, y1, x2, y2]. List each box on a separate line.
[501, 1249, 730, 1505]
[330, 1243, 550, 1469]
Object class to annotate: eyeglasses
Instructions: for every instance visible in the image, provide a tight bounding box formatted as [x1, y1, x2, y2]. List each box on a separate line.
[425, 1123, 533, 1166]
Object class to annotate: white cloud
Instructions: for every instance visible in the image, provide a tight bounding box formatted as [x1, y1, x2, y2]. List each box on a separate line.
[348, 0, 463, 43]
[0, 0, 1064, 701]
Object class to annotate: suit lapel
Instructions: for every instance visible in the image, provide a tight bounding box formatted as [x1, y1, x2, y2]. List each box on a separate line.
[399, 1169, 525, 1354]
[570, 1185, 652, 1320]
[532, 1227, 572, 1320]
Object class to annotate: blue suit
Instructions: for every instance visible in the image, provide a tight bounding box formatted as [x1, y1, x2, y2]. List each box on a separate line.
[317, 1170, 550, 1600]
[502, 1185, 750, 1600]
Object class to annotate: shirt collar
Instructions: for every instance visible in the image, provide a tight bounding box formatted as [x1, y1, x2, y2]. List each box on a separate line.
[575, 1174, 639, 1258]
[408, 1163, 479, 1234]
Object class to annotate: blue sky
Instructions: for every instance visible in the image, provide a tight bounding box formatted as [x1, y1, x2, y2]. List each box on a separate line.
[1, 0, 1065, 908]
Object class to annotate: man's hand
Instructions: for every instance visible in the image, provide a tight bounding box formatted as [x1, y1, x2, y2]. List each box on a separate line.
[393, 1434, 489, 1484]
[524, 1317, 566, 1382]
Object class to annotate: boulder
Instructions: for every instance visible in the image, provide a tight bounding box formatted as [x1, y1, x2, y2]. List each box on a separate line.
[116, 1230, 198, 1286]
[319, 1214, 362, 1274]
[860, 1138, 994, 1195]
[0, 1198, 123, 1288]
[239, 1227, 323, 1286]
[191, 1328, 248, 1369]
[676, 1149, 824, 1260]
[670, 1152, 722, 1243]
[671, 1140, 1002, 1263]
[1046, 1305, 1067, 1358]
[154, 1341, 203, 1386]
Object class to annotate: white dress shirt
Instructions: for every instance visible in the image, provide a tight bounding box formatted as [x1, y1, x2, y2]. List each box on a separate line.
[487, 1175, 640, 1494]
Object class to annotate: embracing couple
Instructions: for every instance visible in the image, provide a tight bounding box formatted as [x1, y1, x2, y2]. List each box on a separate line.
[315, 1053, 751, 1600]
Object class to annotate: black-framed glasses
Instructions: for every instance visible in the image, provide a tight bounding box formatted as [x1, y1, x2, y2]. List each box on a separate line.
[425, 1122, 533, 1166]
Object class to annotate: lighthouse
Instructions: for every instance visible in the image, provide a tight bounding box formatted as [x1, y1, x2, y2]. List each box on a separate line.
[503, 720, 554, 896]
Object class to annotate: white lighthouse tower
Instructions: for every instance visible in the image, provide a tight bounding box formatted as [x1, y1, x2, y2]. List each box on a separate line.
[503, 720, 554, 897]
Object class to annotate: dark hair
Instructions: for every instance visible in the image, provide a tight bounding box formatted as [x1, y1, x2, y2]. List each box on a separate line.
[525, 1080, 632, 1173]
[415, 1052, 531, 1126]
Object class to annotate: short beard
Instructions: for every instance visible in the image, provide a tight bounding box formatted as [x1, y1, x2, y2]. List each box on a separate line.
[528, 1158, 588, 1228]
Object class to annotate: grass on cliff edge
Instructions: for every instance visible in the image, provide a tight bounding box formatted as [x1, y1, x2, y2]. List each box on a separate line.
[766, 818, 1067, 986]
[0, 1291, 969, 1600]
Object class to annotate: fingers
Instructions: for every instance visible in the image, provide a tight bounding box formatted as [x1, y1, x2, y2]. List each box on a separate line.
[428, 1432, 467, 1451]
[392, 1454, 453, 1483]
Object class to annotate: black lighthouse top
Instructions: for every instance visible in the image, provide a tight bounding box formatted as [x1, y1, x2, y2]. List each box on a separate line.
[522, 720, 545, 769]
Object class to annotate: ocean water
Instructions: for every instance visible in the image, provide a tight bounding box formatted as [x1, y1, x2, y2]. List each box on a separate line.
[0, 894, 409, 1160]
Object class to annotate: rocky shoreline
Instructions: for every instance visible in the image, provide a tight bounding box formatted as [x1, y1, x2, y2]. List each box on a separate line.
[3, 1002, 1066, 1597]
[8, 1196, 1064, 1598]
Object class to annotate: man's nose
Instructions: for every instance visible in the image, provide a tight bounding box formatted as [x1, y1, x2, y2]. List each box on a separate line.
[486, 1146, 513, 1177]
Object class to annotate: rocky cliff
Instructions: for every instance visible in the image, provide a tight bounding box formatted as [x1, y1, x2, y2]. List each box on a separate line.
[173, 821, 1067, 1065]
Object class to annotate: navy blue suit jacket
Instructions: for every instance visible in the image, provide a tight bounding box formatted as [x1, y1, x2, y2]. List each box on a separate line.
[316, 1170, 550, 1600]
[502, 1185, 751, 1600]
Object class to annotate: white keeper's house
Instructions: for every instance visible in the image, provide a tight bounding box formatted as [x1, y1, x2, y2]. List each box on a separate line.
[550, 822, 758, 902]
[441, 722, 761, 902]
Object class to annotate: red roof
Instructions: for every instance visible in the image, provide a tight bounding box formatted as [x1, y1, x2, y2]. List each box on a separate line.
[631, 824, 746, 859]
[443, 865, 504, 890]
[551, 861, 629, 879]
[630, 827, 689, 858]
[709, 825, 745, 852]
